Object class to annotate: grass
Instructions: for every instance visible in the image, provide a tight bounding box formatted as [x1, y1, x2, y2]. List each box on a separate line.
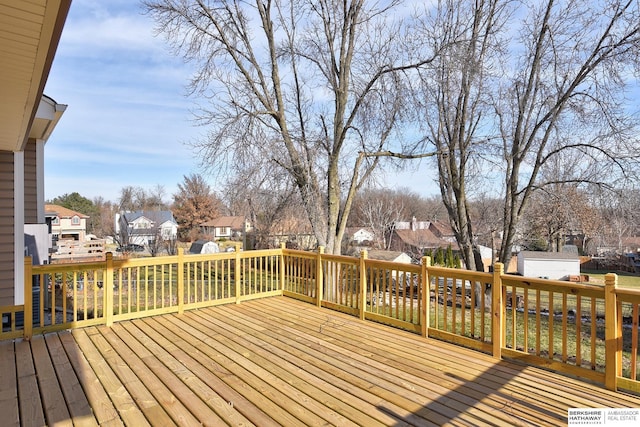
[364, 277, 639, 381]
[582, 270, 640, 288]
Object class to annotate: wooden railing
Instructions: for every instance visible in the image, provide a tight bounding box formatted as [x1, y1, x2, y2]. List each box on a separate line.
[4, 246, 639, 394]
[16, 248, 283, 338]
[281, 248, 640, 394]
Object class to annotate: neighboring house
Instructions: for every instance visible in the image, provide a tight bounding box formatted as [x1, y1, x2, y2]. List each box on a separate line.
[44, 205, 106, 261]
[427, 220, 457, 244]
[200, 216, 251, 240]
[256, 215, 316, 250]
[389, 227, 448, 255]
[517, 251, 580, 280]
[389, 218, 459, 255]
[0, 1, 71, 308]
[116, 211, 178, 246]
[347, 227, 375, 245]
[394, 217, 431, 231]
[45, 204, 89, 242]
[621, 237, 640, 254]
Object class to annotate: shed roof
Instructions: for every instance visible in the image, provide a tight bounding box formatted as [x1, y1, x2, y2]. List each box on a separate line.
[518, 251, 579, 260]
[367, 250, 411, 263]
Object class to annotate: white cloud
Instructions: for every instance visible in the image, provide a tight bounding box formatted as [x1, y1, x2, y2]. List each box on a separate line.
[43, 0, 204, 203]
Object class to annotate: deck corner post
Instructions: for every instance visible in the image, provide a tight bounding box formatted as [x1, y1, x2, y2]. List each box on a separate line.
[316, 246, 324, 307]
[604, 272, 620, 391]
[177, 248, 185, 315]
[23, 256, 33, 340]
[235, 246, 242, 304]
[421, 256, 431, 338]
[359, 250, 368, 320]
[279, 243, 286, 293]
[491, 262, 505, 359]
[105, 252, 114, 327]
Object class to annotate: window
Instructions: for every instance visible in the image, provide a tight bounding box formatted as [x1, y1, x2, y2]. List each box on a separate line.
[52, 217, 59, 225]
[71, 216, 80, 225]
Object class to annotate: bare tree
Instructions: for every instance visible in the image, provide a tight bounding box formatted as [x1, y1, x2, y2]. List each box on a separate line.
[352, 188, 405, 250]
[494, 0, 640, 266]
[593, 187, 640, 254]
[223, 165, 308, 249]
[521, 184, 591, 252]
[117, 185, 169, 212]
[468, 194, 503, 264]
[146, 222, 165, 257]
[92, 196, 116, 238]
[414, 0, 640, 269]
[414, 0, 510, 270]
[143, 0, 435, 254]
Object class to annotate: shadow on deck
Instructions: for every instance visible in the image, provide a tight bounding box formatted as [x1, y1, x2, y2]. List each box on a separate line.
[3, 296, 640, 426]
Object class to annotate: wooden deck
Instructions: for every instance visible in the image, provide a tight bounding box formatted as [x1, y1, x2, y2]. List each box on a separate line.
[2, 297, 640, 426]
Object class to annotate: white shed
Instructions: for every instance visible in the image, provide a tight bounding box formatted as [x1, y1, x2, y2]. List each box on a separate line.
[517, 251, 580, 280]
[189, 240, 220, 254]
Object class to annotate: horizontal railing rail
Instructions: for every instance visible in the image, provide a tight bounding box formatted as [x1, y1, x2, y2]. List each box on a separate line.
[6, 245, 638, 394]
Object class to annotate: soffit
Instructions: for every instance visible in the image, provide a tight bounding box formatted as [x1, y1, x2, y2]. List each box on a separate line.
[0, 0, 70, 152]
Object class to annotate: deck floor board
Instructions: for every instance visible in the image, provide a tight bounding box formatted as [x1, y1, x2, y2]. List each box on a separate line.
[5, 296, 640, 426]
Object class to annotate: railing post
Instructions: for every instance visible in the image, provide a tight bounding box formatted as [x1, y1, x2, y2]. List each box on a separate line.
[605, 272, 620, 391]
[280, 243, 286, 293]
[235, 245, 242, 303]
[421, 256, 431, 338]
[316, 246, 324, 307]
[491, 262, 504, 359]
[359, 250, 367, 320]
[24, 257, 33, 340]
[177, 248, 184, 315]
[105, 252, 114, 327]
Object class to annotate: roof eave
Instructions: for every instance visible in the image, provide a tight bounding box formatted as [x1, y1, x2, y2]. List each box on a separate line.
[0, 0, 71, 152]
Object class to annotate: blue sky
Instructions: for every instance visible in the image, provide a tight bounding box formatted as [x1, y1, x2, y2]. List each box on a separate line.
[43, 0, 439, 204]
[41, 1, 433, 205]
[42, 1, 640, 205]
[44, 0, 205, 203]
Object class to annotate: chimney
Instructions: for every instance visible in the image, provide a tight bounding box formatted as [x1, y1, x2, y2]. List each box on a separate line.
[411, 216, 417, 231]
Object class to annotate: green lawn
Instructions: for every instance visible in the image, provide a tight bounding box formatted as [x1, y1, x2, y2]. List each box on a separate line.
[582, 270, 640, 288]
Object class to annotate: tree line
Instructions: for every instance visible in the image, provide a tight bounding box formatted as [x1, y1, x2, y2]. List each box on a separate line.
[49, 175, 640, 261]
[49, 174, 223, 243]
[137, 0, 640, 271]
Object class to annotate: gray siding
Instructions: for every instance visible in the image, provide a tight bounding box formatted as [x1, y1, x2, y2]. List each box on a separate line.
[0, 150, 14, 306]
[24, 139, 37, 223]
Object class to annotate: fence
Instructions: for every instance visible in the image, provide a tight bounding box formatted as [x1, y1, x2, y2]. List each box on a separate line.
[4, 246, 639, 394]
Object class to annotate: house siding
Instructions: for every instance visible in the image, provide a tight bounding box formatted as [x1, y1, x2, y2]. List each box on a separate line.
[0, 151, 15, 306]
[24, 139, 37, 223]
